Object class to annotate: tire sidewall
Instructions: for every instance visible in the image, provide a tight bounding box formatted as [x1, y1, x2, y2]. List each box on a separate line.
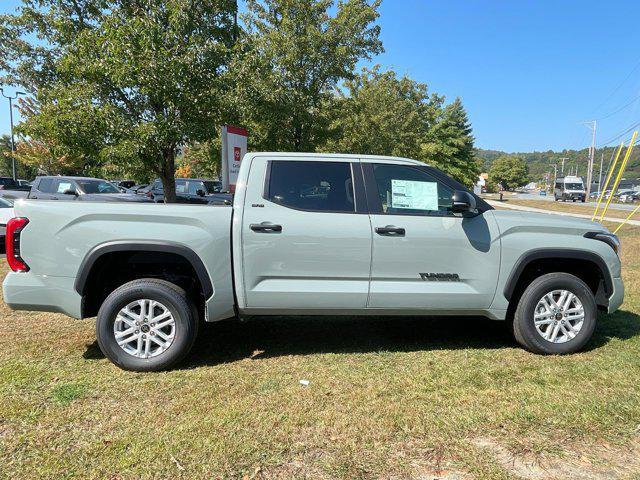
[97, 282, 195, 371]
[518, 274, 596, 354]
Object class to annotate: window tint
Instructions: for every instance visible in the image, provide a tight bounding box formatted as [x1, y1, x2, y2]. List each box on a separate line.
[37, 178, 55, 193]
[76, 180, 119, 194]
[267, 161, 354, 212]
[372, 164, 453, 216]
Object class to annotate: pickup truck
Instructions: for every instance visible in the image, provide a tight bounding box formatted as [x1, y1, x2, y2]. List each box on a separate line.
[3, 153, 624, 371]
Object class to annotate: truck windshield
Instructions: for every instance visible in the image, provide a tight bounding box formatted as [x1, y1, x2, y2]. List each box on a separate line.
[77, 180, 120, 194]
[564, 183, 584, 190]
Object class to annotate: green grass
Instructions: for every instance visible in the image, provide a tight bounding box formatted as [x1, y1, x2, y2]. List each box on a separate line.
[1, 225, 640, 479]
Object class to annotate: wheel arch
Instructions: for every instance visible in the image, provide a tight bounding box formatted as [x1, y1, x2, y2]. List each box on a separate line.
[75, 241, 213, 318]
[504, 248, 613, 308]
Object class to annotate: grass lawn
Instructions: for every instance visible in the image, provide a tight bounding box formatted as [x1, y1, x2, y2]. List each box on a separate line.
[491, 197, 636, 221]
[1, 221, 640, 479]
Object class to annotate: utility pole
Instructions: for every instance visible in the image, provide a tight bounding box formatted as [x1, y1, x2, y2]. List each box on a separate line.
[598, 152, 604, 194]
[582, 120, 597, 197]
[559, 157, 569, 176]
[0, 88, 26, 181]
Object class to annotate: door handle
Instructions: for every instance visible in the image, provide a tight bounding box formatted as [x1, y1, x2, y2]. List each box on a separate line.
[375, 225, 405, 236]
[250, 222, 283, 232]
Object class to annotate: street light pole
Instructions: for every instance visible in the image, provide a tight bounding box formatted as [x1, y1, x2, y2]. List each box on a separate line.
[0, 88, 26, 181]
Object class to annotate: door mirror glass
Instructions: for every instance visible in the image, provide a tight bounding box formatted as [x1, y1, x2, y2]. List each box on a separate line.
[451, 190, 476, 212]
[196, 189, 206, 197]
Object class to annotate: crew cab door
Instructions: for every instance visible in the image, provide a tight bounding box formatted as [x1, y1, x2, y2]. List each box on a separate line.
[363, 161, 500, 310]
[240, 156, 372, 310]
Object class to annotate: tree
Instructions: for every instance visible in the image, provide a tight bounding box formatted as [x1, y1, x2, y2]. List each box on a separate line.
[1, 0, 237, 202]
[176, 141, 221, 179]
[233, 0, 383, 152]
[489, 155, 529, 190]
[421, 98, 478, 186]
[322, 66, 439, 159]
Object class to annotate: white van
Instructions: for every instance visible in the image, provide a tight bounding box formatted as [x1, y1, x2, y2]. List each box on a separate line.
[554, 176, 586, 202]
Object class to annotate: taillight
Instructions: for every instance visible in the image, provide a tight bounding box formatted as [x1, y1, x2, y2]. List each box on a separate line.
[6, 217, 29, 272]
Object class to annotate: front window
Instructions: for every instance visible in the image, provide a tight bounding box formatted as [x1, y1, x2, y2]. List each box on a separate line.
[372, 164, 454, 216]
[266, 161, 355, 212]
[565, 183, 584, 190]
[77, 180, 120, 194]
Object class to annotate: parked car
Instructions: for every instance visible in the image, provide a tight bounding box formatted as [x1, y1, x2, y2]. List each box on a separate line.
[17, 179, 32, 187]
[146, 178, 230, 204]
[539, 189, 546, 196]
[0, 176, 32, 200]
[3, 152, 624, 371]
[28, 176, 153, 202]
[619, 192, 640, 203]
[130, 184, 149, 194]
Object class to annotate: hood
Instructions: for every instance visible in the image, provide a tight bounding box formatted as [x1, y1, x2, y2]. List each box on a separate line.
[490, 209, 608, 235]
[80, 193, 153, 202]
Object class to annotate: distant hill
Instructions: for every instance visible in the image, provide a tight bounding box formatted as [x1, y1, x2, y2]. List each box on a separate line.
[475, 146, 640, 183]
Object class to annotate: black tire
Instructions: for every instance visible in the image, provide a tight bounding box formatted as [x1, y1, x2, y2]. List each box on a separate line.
[512, 272, 596, 354]
[96, 279, 199, 371]
[581, 198, 586, 203]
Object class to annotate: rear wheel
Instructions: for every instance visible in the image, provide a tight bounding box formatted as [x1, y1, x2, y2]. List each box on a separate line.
[512, 272, 596, 354]
[96, 279, 198, 371]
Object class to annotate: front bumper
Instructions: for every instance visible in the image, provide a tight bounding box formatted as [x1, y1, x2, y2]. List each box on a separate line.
[607, 277, 624, 314]
[2, 272, 82, 318]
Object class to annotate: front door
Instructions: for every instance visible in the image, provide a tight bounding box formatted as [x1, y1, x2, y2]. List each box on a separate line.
[364, 162, 501, 310]
[241, 156, 372, 310]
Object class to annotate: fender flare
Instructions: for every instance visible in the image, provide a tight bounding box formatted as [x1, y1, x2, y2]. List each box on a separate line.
[503, 248, 613, 301]
[74, 240, 213, 298]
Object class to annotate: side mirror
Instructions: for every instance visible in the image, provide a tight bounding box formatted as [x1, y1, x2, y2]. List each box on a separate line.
[451, 190, 476, 213]
[196, 189, 206, 197]
[63, 189, 78, 196]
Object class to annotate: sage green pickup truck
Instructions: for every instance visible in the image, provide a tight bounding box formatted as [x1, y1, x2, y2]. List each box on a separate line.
[3, 153, 624, 371]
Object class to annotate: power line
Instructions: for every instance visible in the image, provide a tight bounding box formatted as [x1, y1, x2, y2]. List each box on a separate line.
[598, 119, 640, 147]
[592, 58, 640, 114]
[597, 92, 640, 120]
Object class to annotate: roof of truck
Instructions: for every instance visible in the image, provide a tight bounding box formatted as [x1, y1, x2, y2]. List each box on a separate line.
[247, 152, 427, 166]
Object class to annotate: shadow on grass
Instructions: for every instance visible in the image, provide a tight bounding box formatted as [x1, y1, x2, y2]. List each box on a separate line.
[81, 310, 640, 366]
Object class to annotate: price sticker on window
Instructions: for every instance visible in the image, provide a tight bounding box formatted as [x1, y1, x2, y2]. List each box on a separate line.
[391, 180, 438, 210]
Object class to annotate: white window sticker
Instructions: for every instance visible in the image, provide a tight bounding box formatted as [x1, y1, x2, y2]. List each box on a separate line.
[391, 179, 438, 211]
[57, 182, 72, 193]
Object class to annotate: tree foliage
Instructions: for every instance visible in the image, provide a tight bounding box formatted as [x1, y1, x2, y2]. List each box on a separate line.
[323, 67, 478, 185]
[1, 0, 237, 201]
[489, 155, 529, 190]
[422, 98, 478, 186]
[233, 0, 383, 152]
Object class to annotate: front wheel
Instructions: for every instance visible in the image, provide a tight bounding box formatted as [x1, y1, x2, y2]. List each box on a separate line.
[96, 279, 198, 371]
[512, 272, 596, 354]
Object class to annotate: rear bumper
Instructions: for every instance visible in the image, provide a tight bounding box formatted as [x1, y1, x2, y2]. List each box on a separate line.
[2, 272, 82, 318]
[607, 277, 624, 314]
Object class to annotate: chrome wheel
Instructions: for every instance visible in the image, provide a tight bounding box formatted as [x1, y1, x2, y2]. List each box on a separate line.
[533, 290, 584, 343]
[113, 299, 176, 358]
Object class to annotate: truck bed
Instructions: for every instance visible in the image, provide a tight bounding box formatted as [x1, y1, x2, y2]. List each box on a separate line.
[3, 199, 235, 320]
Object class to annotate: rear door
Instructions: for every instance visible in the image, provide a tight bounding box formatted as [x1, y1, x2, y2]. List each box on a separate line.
[29, 178, 56, 200]
[364, 161, 500, 310]
[240, 156, 372, 311]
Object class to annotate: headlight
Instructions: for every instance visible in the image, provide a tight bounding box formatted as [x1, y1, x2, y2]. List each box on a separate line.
[585, 232, 621, 256]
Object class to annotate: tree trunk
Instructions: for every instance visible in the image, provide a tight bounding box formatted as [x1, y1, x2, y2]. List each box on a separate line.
[160, 148, 177, 203]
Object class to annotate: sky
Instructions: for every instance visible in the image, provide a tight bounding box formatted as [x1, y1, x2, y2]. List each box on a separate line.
[2, 0, 640, 152]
